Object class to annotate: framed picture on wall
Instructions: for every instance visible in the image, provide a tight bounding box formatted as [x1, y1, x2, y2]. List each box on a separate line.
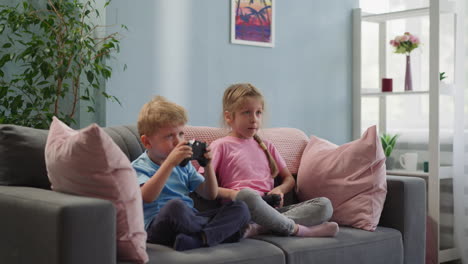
[231, 0, 275, 48]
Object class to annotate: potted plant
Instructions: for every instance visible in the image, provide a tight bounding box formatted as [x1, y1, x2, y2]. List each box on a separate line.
[0, 0, 125, 128]
[380, 133, 399, 170]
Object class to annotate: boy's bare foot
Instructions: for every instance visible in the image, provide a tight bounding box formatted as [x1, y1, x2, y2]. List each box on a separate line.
[242, 223, 268, 238]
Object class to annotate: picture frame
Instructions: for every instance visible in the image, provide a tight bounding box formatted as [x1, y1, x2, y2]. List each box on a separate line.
[230, 0, 275, 48]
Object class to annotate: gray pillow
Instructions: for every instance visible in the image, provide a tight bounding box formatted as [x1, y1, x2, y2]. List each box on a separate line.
[0, 125, 51, 189]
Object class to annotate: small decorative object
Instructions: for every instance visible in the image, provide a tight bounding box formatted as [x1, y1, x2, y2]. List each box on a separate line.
[423, 161, 429, 172]
[382, 78, 393, 92]
[389, 32, 420, 91]
[439, 72, 447, 81]
[231, 0, 274, 47]
[380, 133, 399, 170]
[399, 152, 418, 171]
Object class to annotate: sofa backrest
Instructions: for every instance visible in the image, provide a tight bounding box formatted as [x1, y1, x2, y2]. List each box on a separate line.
[0, 124, 145, 189]
[184, 125, 309, 174]
[0, 124, 310, 190]
[0, 125, 51, 189]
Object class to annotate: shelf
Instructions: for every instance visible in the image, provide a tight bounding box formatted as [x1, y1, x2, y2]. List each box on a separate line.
[386, 166, 452, 179]
[361, 83, 455, 96]
[387, 169, 429, 178]
[362, 2, 455, 23]
[362, 8, 429, 23]
[362, 90, 428, 96]
[354, 1, 465, 262]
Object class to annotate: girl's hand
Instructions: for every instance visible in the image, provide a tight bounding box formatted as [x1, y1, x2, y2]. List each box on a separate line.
[203, 145, 213, 165]
[267, 188, 285, 208]
[165, 141, 193, 167]
[230, 189, 240, 200]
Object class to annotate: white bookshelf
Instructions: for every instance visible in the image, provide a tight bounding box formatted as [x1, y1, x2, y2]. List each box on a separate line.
[352, 1, 465, 263]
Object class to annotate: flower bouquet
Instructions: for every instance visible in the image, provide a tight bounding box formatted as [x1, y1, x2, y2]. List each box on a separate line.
[389, 32, 420, 91]
[389, 32, 420, 54]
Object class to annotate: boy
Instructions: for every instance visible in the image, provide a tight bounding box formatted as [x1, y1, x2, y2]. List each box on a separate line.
[132, 96, 251, 251]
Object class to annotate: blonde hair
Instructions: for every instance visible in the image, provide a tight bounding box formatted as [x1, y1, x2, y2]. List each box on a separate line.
[137, 96, 188, 136]
[222, 83, 279, 178]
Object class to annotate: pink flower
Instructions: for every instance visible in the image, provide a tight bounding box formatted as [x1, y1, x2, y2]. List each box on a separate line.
[390, 32, 420, 54]
[409, 35, 420, 44]
[389, 40, 399, 47]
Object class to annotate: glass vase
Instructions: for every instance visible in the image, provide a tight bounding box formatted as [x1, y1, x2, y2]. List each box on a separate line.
[404, 54, 413, 91]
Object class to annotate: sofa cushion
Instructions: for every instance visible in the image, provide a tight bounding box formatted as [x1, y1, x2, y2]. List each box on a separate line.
[254, 227, 402, 264]
[143, 238, 286, 264]
[45, 117, 148, 263]
[0, 125, 51, 189]
[296, 125, 387, 231]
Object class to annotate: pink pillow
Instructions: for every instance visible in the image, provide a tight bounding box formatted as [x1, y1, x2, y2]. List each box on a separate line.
[296, 126, 387, 231]
[45, 117, 148, 263]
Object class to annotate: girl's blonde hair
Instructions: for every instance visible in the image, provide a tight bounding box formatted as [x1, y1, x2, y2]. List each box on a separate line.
[222, 83, 279, 178]
[137, 96, 188, 136]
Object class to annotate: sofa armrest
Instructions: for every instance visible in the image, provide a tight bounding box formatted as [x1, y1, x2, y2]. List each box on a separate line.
[0, 186, 116, 264]
[379, 175, 426, 264]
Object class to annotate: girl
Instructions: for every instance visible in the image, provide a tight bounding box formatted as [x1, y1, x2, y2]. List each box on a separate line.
[210, 83, 339, 237]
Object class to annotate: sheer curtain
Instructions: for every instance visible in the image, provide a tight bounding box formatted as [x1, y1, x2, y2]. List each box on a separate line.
[455, 0, 468, 261]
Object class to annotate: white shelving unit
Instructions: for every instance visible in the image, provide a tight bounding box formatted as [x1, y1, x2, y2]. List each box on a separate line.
[352, 0, 464, 263]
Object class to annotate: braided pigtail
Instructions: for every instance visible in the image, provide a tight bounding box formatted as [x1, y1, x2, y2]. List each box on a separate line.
[253, 134, 279, 178]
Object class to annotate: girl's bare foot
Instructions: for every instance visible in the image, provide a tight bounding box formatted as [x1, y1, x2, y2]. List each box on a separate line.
[295, 222, 339, 237]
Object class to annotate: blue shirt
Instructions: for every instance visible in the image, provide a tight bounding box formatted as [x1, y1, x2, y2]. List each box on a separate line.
[132, 152, 205, 229]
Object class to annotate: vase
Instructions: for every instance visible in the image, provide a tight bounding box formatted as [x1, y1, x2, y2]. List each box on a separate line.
[385, 156, 395, 170]
[404, 54, 413, 91]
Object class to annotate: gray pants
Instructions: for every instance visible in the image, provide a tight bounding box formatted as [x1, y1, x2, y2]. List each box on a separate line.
[235, 188, 333, 236]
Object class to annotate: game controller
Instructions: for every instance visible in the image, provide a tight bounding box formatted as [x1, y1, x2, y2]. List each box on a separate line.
[179, 139, 208, 167]
[262, 193, 281, 208]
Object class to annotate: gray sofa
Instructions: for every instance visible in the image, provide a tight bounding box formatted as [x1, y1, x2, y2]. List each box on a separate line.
[0, 124, 426, 264]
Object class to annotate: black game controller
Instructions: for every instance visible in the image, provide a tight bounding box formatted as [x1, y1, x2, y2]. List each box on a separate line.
[179, 140, 208, 167]
[262, 193, 281, 208]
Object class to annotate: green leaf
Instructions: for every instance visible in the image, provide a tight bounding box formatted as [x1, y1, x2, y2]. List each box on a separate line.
[86, 71, 94, 83]
[0, 0, 125, 128]
[0, 54, 11, 67]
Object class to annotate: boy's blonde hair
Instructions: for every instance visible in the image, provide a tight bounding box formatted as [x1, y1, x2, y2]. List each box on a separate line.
[222, 83, 279, 178]
[137, 96, 188, 136]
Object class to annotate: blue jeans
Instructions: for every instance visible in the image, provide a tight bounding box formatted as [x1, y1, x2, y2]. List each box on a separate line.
[147, 199, 250, 247]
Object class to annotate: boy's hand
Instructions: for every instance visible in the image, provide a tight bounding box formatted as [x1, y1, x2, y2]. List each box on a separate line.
[165, 141, 193, 167]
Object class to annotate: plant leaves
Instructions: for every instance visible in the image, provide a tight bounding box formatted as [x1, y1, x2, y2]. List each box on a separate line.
[0, 0, 125, 128]
[86, 70, 94, 83]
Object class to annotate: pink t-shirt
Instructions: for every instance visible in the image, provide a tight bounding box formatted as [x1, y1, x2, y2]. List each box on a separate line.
[209, 136, 287, 195]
